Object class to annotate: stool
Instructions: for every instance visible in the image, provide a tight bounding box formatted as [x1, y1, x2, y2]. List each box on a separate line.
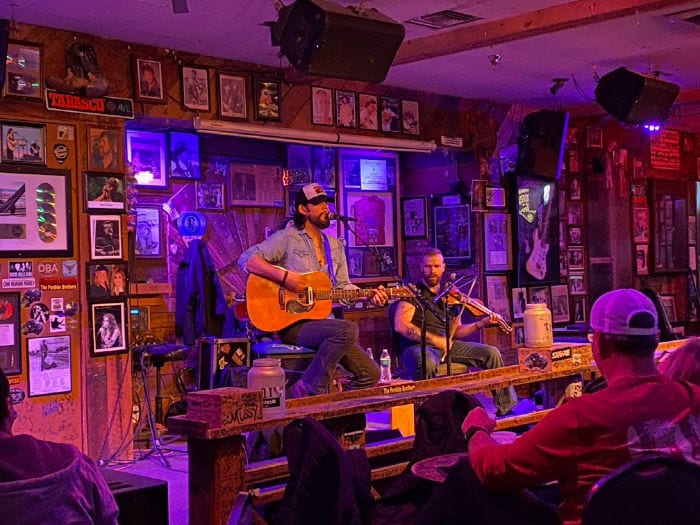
[133, 343, 187, 467]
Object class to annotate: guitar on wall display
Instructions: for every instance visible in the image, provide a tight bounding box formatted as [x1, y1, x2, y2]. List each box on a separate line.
[246, 270, 413, 332]
[525, 183, 555, 281]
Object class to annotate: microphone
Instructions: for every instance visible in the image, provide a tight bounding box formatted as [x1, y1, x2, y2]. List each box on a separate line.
[329, 212, 358, 223]
[434, 273, 466, 303]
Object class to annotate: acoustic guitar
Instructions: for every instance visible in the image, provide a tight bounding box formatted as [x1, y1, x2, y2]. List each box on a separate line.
[246, 270, 413, 332]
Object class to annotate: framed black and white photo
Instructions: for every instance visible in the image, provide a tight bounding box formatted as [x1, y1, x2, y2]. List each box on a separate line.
[90, 302, 127, 356]
[484, 212, 511, 272]
[196, 181, 226, 211]
[567, 226, 582, 245]
[572, 296, 587, 323]
[255, 79, 281, 121]
[569, 273, 586, 295]
[401, 99, 420, 135]
[512, 287, 527, 320]
[1, 122, 45, 164]
[550, 284, 570, 324]
[134, 58, 165, 103]
[335, 89, 357, 128]
[181, 65, 210, 111]
[401, 196, 427, 239]
[485, 274, 512, 322]
[87, 126, 123, 172]
[311, 86, 333, 125]
[380, 96, 400, 132]
[568, 246, 584, 270]
[27, 335, 72, 397]
[636, 244, 649, 275]
[632, 206, 649, 243]
[358, 93, 379, 130]
[134, 205, 163, 258]
[659, 295, 678, 323]
[84, 172, 126, 213]
[511, 322, 525, 349]
[4, 41, 43, 100]
[126, 130, 168, 189]
[434, 204, 471, 264]
[527, 286, 551, 309]
[169, 131, 200, 180]
[218, 73, 247, 119]
[89, 215, 122, 260]
[0, 292, 21, 375]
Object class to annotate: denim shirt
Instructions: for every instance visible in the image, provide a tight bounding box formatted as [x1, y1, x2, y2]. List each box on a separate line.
[238, 225, 355, 290]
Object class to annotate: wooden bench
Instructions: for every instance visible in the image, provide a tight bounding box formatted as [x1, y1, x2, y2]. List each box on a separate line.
[168, 340, 684, 525]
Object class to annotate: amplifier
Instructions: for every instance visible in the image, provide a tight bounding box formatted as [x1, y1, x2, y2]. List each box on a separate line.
[102, 468, 168, 525]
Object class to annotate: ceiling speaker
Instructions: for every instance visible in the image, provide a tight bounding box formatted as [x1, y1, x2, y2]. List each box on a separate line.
[595, 67, 680, 124]
[272, 0, 405, 83]
[517, 110, 569, 179]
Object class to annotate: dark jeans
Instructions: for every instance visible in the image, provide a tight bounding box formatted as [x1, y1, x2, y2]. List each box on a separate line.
[280, 318, 379, 394]
[399, 340, 517, 415]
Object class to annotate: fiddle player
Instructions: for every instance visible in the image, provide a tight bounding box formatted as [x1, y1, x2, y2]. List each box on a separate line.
[393, 248, 528, 417]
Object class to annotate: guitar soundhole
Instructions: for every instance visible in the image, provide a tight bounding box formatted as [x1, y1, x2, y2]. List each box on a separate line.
[286, 300, 312, 315]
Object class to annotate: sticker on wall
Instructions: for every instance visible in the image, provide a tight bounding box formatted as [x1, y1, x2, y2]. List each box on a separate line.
[51, 297, 64, 311]
[22, 319, 43, 336]
[37, 261, 60, 276]
[9, 388, 26, 405]
[53, 143, 69, 164]
[49, 314, 66, 332]
[56, 125, 75, 141]
[9, 262, 33, 278]
[21, 289, 42, 307]
[62, 260, 78, 277]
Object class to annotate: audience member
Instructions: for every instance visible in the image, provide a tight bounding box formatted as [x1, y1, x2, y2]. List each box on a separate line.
[657, 337, 700, 385]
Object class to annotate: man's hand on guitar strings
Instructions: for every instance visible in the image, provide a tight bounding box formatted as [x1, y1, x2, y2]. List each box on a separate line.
[282, 271, 305, 292]
[371, 285, 389, 305]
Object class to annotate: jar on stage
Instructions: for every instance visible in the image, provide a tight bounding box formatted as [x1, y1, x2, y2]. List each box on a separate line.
[523, 303, 553, 348]
[247, 358, 286, 417]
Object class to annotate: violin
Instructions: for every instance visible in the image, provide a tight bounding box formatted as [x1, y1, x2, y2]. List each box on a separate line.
[445, 289, 513, 334]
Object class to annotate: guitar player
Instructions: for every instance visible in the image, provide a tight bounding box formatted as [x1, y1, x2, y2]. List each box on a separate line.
[238, 183, 388, 398]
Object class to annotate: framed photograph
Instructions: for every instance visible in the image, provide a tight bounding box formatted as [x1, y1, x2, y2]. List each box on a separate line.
[133, 58, 165, 103]
[1, 122, 45, 164]
[126, 130, 168, 189]
[134, 205, 163, 258]
[485, 275, 512, 322]
[169, 131, 200, 180]
[633, 158, 646, 180]
[512, 287, 527, 320]
[335, 89, 357, 128]
[196, 181, 226, 211]
[380, 96, 400, 132]
[511, 322, 525, 348]
[0, 292, 21, 375]
[401, 99, 420, 135]
[229, 162, 284, 207]
[485, 186, 506, 208]
[87, 126, 122, 172]
[569, 174, 582, 201]
[0, 167, 73, 257]
[27, 335, 72, 397]
[255, 79, 281, 121]
[89, 215, 122, 260]
[348, 247, 364, 277]
[181, 65, 210, 111]
[568, 246, 584, 270]
[659, 295, 678, 323]
[84, 172, 126, 213]
[568, 149, 580, 173]
[568, 201, 583, 225]
[471, 179, 486, 211]
[313, 146, 336, 188]
[90, 302, 128, 356]
[346, 191, 395, 247]
[559, 251, 569, 276]
[572, 296, 587, 323]
[358, 93, 379, 130]
[586, 126, 603, 148]
[569, 273, 586, 295]
[434, 204, 471, 263]
[401, 196, 427, 239]
[567, 226, 582, 245]
[528, 286, 551, 309]
[3, 41, 42, 99]
[86, 262, 128, 300]
[632, 206, 649, 243]
[636, 244, 649, 275]
[483, 212, 512, 272]
[311, 86, 333, 126]
[550, 284, 570, 324]
[218, 73, 247, 119]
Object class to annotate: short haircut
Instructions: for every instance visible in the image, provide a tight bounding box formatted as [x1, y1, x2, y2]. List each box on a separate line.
[599, 311, 659, 356]
[422, 248, 444, 260]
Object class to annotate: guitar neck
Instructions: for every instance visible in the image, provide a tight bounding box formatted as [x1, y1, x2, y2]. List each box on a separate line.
[319, 287, 408, 302]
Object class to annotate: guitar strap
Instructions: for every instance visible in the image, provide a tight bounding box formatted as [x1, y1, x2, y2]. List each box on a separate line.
[322, 234, 337, 287]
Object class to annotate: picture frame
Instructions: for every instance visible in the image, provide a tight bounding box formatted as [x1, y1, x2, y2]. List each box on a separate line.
[87, 126, 123, 172]
[1, 122, 46, 164]
[181, 65, 210, 111]
[126, 130, 168, 189]
[569, 273, 586, 295]
[572, 296, 587, 323]
[636, 244, 649, 275]
[27, 335, 72, 397]
[84, 172, 126, 213]
[0, 292, 21, 375]
[651, 179, 689, 272]
[559, 251, 569, 276]
[567, 201, 583, 225]
[134, 205, 163, 258]
[90, 302, 128, 356]
[434, 204, 471, 263]
[196, 181, 226, 211]
[169, 131, 201, 180]
[568, 246, 584, 270]
[311, 86, 334, 126]
[567, 226, 582, 245]
[659, 295, 678, 323]
[485, 186, 507, 208]
[632, 206, 649, 243]
[85, 262, 129, 300]
[89, 215, 122, 260]
[550, 284, 570, 324]
[229, 162, 284, 207]
[358, 93, 379, 130]
[401, 99, 420, 135]
[401, 196, 427, 239]
[569, 174, 582, 201]
[633, 158, 646, 180]
[527, 286, 551, 309]
[485, 275, 512, 322]
[312, 146, 336, 188]
[511, 287, 527, 320]
[217, 73, 247, 120]
[483, 212, 512, 272]
[511, 322, 526, 349]
[346, 191, 395, 247]
[0, 167, 73, 257]
[586, 126, 603, 148]
[380, 96, 400, 132]
[133, 58, 166, 103]
[3, 41, 42, 99]
[335, 89, 357, 128]
[471, 179, 486, 211]
[254, 79, 281, 121]
[568, 149, 580, 173]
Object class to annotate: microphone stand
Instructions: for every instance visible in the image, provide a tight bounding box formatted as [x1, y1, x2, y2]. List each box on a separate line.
[341, 217, 445, 379]
[434, 275, 467, 375]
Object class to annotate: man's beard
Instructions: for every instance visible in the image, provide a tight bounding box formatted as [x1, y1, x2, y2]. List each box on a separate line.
[308, 213, 330, 229]
[424, 274, 440, 287]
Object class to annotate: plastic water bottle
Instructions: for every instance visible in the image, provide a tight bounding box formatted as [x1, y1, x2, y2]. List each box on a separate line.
[366, 347, 374, 361]
[379, 349, 392, 383]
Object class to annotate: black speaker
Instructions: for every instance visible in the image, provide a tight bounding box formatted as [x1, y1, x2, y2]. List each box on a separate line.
[102, 469, 169, 525]
[0, 20, 9, 92]
[595, 67, 680, 124]
[273, 0, 405, 83]
[516, 110, 569, 179]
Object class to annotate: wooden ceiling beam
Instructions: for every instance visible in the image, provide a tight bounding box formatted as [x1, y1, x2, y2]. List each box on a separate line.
[394, 0, 700, 65]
